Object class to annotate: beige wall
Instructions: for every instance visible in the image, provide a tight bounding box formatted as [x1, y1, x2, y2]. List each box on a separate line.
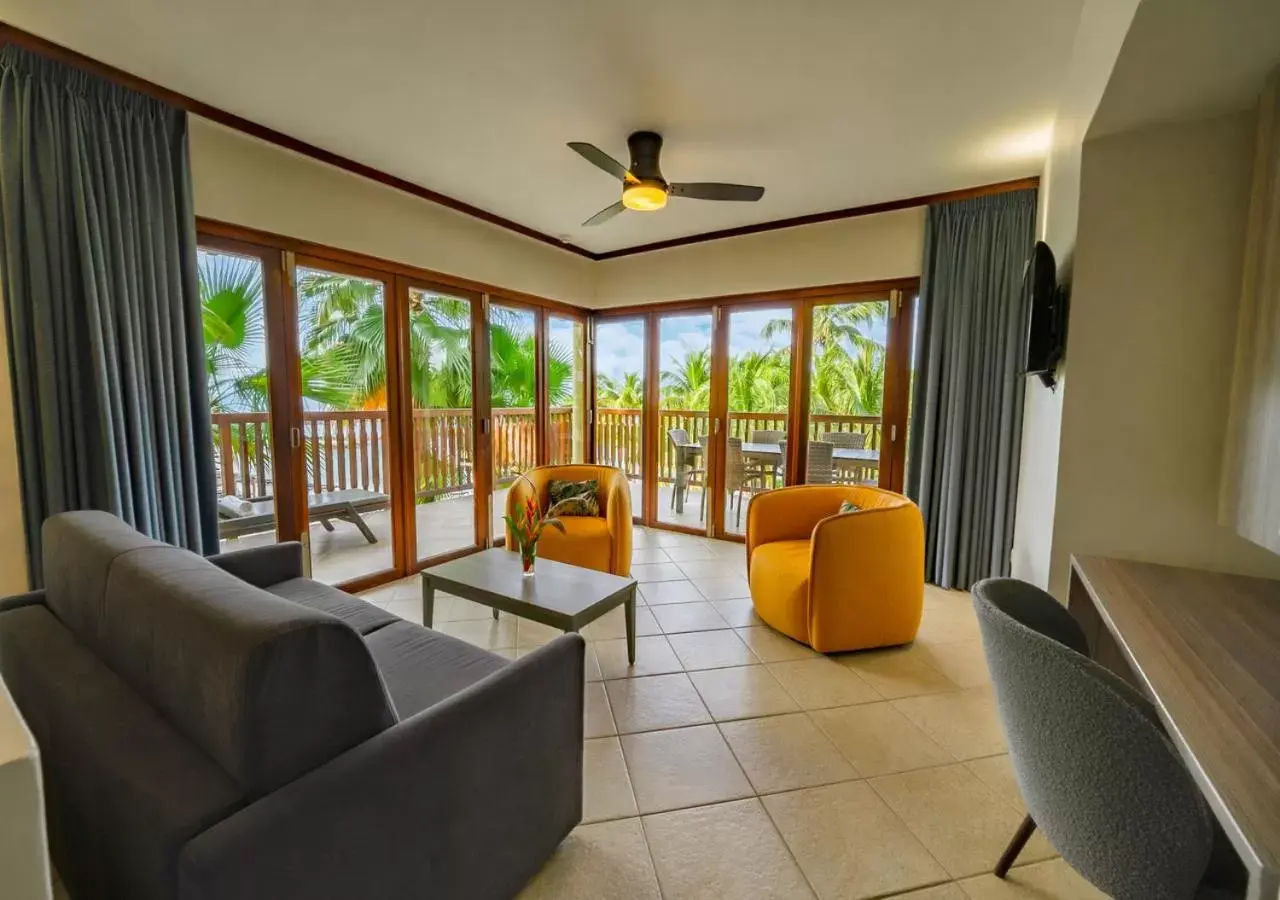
[1011, 0, 1139, 590]
[0, 296, 28, 595]
[1046, 111, 1280, 597]
[189, 118, 595, 306]
[592, 208, 925, 306]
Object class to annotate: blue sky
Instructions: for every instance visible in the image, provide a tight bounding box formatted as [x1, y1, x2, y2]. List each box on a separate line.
[595, 305, 889, 382]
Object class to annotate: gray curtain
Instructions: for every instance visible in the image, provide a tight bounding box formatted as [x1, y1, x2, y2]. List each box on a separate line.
[906, 190, 1037, 589]
[0, 45, 217, 580]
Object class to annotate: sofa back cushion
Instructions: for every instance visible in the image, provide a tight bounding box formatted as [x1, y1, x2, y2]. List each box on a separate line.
[39, 511, 396, 796]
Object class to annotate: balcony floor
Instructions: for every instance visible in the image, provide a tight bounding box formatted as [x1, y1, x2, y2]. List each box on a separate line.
[217, 482, 772, 585]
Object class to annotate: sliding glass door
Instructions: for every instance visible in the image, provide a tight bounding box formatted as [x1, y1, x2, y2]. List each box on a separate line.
[548, 315, 588, 465]
[489, 303, 539, 542]
[594, 317, 647, 519]
[655, 312, 715, 531]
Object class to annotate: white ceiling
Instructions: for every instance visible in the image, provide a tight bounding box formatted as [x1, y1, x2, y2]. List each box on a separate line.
[8, 0, 1084, 253]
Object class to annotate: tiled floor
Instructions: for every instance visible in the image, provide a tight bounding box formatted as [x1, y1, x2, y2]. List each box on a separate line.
[360, 526, 1106, 900]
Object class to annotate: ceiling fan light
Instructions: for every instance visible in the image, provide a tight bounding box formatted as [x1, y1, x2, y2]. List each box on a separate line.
[622, 182, 667, 211]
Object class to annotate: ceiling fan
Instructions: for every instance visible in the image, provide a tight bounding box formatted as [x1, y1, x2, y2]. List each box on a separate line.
[568, 131, 765, 226]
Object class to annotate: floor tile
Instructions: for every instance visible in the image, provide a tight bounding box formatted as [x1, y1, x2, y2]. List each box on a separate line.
[438, 596, 498, 622]
[768, 658, 881, 709]
[915, 640, 992, 689]
[517, 818, 662, 900]
[652, 601, 730, 634]
[666, 629, 758, 670]
[596, 635, 684, 679]
[582, 604, 660, 640]
[583, 642, 603, 682]
[734, 625, 820, 662]
[643, 798, 815, 899]
[837, 646, 960, 699]
[639, 579, 707, 606]
[764, 781, 950, 900]
[379, 596, 423, 625]
[654, 530, 704, 548]
[632, 546, 672, 565]
[435, 616, 518, 650]
[621, 725, 753, 814]
[963, 755, 1024, 810]
[692, 575, 752, 600]
[810, 702, 955, 777]
[605, 673, 712, 734]
[720, 712, 857, 794]
[583, 737, 638, 823]
[631, 562, 689, 583]
[915, 603, 982, 644]
[710, 596, 762, 627]
[957, 858, 1108, 899]
[689, 665, 800, 721]
[870, 764, 1049, 879]
[661, 543, 720, 562]
[584, 682, 617, 739]
[885, 886, 967, 900]
[677, 558, 744, 580]
[893, 688, 1007, 760]
[516, 618, 564, 649]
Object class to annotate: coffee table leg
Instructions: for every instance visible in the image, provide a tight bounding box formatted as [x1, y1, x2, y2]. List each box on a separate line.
[492, 608, 499, 621]
[625, 587, 637, 665]
[421, 578, 435, 628]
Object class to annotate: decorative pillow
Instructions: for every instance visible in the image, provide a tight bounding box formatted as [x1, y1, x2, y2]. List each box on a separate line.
[548, 479, 600, 517]
[839, 499, 861, 514]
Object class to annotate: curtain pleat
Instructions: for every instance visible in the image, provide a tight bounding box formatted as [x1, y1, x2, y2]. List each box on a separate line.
[906, 190, 1037, 589]
[0, 45, 217, 581]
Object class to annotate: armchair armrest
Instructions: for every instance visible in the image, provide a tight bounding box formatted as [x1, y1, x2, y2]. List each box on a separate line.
[179, 634, 585, 900]
[206, 542, 304, 587]
[0, 589, 46, 614]
[603, 471, 633, 576]
[746, 485, 853, 570]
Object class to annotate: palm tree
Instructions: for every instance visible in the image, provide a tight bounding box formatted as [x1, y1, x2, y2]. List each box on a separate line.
[201, 252, 267, 412]
[728, 350, 791, 413]
[661, 346, 712, 409]
[597, 372, 644, 408]
[764, 302, 886, 358]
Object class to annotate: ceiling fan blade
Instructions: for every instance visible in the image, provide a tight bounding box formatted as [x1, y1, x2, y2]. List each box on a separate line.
[669, 182, 765, 202]
[568, 142, 636, 183]
[582, 200, 626, 227]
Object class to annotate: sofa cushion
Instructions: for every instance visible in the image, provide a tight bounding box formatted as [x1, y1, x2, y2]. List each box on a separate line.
[265, 577, 399, 635]
[749, 539, 812, 643]
[0, 603, 245, 900]
[365, 621, 507, 719]
[536, 516, 613, 573]
[41, 510, 161, 650]
[98, 546, 395, 796]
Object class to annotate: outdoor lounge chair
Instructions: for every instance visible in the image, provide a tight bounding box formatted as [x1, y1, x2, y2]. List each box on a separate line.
[217, 489, 389, 543]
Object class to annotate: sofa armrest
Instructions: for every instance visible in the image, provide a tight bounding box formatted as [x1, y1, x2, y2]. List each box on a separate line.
[179, 634, 585, 900]
[604, 471, 633, 576]
[206, 542, 304, 587]
[0, 589, 46, 614]
[745, 486, 851, 570]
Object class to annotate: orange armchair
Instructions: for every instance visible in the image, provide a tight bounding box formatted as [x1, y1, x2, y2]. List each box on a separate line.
[745, 484, 923, 653]
[505, 465, 633, 577]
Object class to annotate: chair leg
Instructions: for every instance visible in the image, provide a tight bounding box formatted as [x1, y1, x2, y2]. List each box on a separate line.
[994, 815, 1036, 878]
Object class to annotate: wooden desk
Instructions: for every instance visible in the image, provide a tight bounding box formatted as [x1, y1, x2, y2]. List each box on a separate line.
[1069, 556, 1280, 900]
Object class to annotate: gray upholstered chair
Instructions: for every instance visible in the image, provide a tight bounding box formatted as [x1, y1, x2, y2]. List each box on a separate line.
[972, 578, 1243, 900]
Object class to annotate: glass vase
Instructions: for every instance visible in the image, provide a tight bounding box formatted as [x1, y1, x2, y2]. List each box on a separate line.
[521, 542, 537, 576]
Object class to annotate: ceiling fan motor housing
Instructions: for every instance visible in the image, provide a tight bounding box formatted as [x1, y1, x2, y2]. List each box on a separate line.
[627, 131, 666, 186]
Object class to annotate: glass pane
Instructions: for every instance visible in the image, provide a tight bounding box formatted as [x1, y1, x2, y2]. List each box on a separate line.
[657, 313, 713, 529]
[295, 265, 394, 584]
[201, 247, 277, 552]
[548, 316, 587, 465]
[725, 307, 791, 536]
[807, 299, 888, 486]
[490, 305, 539, 541]
[594, 318, 646, 519]
[408, 288, 476, 560]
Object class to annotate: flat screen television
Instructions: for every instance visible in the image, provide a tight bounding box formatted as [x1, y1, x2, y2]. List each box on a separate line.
[1024, 240, 1066, 387]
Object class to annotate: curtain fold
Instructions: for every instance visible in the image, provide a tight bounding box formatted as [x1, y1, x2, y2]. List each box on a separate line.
[0, 45, 217, 580]
[906, 189, 1037, 589]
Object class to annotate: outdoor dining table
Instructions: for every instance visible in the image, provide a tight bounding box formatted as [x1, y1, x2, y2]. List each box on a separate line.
[670, 440, 881, 513]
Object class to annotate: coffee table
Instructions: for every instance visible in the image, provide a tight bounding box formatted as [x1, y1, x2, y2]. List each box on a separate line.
[421, 549, 639, 663]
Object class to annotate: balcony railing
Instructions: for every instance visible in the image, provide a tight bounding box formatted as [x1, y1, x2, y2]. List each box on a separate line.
[212, 407, 577, 501]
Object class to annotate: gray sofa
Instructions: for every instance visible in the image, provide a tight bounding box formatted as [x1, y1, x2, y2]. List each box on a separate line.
[0, 511, 584, 900]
